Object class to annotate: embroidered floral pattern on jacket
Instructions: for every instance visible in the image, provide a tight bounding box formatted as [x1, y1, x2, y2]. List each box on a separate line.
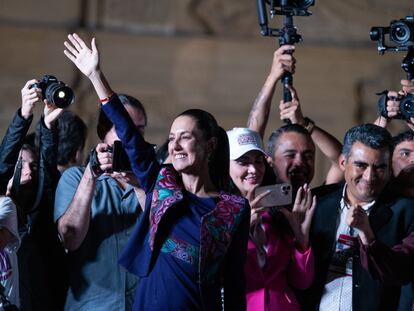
[149, 166, 183, 249]
[160, 236, 199, 265]
[200, 193, 246, 283]
[149, 165, 248, 283]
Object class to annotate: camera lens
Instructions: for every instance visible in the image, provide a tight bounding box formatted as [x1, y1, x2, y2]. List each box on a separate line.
[390, 21, 411, 44]
[45, 83, 74, 108]
[400, 94, 414, 120]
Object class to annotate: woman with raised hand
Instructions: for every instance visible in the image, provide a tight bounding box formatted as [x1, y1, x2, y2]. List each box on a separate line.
[227, 127, 316, 311]
[63, 33, 250, 311]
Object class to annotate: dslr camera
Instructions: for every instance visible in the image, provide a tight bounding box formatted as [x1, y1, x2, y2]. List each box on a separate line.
[32, 75, 74, 108]
[370, 15, 414, 120]
[377, 91, 414, 121]
[370, 15, 414, 52]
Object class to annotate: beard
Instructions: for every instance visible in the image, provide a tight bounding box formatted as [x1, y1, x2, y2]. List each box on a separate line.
[288, 166, 310, 188]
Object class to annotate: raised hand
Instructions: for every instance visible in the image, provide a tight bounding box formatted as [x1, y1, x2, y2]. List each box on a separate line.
[279, 184, 316, 251]
[43, 100, 63, 129]
[269, 45, 296, 81]
[21, 79, 42, 119]
[246, 185, 271, 227]
[279, 85, 304, 124]
[64, 33, 99, 78]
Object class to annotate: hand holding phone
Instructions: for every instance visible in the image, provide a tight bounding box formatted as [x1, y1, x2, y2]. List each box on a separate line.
[254, 183, 292, 208]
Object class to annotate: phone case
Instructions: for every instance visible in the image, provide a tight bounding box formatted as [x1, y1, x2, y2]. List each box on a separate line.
[254, 183, 292, 207]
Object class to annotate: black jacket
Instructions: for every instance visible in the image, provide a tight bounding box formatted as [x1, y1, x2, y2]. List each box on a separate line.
[301, 182, 414, 311]
[0, 109, 67, 310]
[0, 109, 32, 194]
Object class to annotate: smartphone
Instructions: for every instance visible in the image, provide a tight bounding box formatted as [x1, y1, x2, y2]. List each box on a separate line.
[112, 140, 132, 172]
[254, 183, 292, 208]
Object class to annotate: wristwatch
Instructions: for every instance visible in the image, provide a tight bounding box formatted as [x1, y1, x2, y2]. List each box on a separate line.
[303, 117, 315, 134]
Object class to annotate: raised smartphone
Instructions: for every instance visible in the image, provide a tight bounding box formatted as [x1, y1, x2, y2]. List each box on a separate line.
[254, 183, 292, 207]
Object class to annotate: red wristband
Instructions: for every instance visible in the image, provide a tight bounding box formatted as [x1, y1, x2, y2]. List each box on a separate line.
[100, 92, 115, 104]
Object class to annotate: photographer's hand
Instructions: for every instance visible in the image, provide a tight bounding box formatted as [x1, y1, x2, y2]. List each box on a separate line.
[269, 45, 296, 81]
[43, 100, 63, 129]
[247, 45, 296, 137]
[386, 90, 401, 119]
[279, 85, 304, 124]
[64, 33, 113, 101]
[21, 79, 42, 119]
[96, 143, 113, 173]
[374, 90, 400, 128]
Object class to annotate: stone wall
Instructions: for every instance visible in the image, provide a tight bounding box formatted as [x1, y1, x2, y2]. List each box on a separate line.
[0, 0, 411, 185]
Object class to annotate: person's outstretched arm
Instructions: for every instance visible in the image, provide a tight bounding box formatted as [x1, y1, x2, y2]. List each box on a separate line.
[280, 87, 343, 184]
[247, 45, 296, 139]
[63, 33, 159, 192]
[0, 80, 40, 193]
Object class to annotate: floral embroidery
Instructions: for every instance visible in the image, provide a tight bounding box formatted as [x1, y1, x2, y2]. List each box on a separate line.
[200, 192, 247, 283]
[160, 236, 199, 265]
[148, 165, 248, 283]
[149, 166, 183, 249]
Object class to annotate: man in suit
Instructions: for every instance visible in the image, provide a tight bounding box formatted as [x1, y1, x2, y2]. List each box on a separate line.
[303, 123, 414, 311]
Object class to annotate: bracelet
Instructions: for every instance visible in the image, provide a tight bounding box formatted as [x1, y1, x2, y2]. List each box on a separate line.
[303, 117, 315, 134]
[99, 92, 115, 104]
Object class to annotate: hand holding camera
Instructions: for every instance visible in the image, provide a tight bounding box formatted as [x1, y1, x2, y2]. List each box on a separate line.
[90, 141, 132, 176]
[377, 77, 414, 122]
[21, 78, 67, 129]
[21, 79, 43, 119]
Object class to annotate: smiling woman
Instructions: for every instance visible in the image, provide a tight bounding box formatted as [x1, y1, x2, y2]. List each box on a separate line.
[63, 32, 250, 311]
[226, 127, 317, 311]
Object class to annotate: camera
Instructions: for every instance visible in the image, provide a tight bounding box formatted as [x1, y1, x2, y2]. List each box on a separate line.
[256, 0, 314, 111]
[377, 91, 414, 121]
[263, 0, 314, 18]
[111, 140, 132, 172]
[32, 75, 74, 108]
[370, 16, 414, 49]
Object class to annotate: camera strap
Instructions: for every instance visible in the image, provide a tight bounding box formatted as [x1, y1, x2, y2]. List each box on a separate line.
[89, 149, 103, 178]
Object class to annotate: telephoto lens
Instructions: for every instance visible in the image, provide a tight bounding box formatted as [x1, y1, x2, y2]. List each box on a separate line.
[33, 75, 75, 108]
[44, 82, 74, 108]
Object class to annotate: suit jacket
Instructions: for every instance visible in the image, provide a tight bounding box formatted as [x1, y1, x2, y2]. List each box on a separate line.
[301, 183, 414, 311]
[360, 232, 414, 311]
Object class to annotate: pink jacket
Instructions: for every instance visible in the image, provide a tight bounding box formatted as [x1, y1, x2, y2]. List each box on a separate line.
[245, 212, 314, 311]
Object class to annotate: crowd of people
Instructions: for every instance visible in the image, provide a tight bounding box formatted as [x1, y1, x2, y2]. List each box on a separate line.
[0, 31, 413, 311]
